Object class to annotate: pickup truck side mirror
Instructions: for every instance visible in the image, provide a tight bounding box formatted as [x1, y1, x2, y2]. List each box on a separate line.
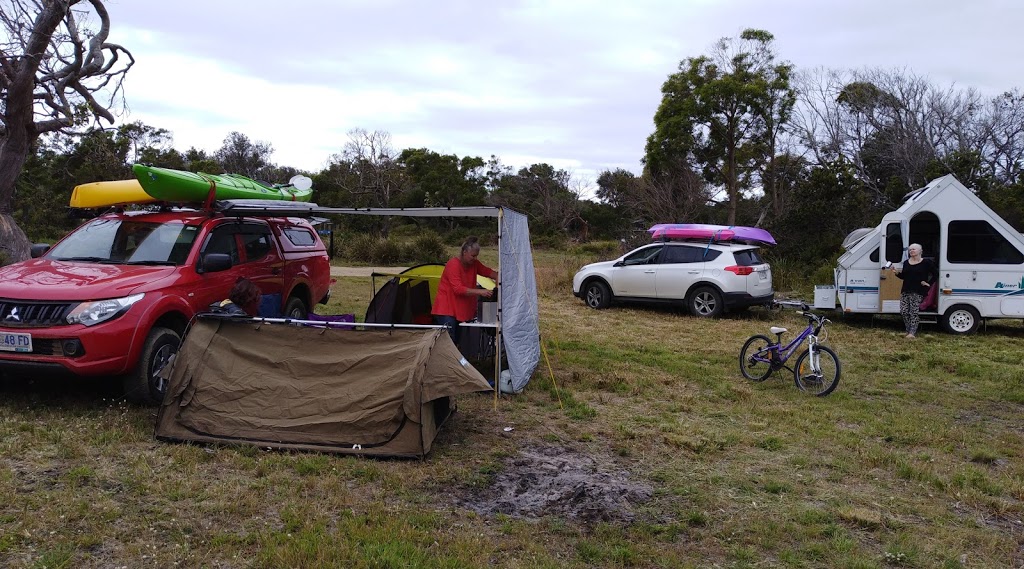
[30, 243, 51, 258]
[198, 253, 232, 274]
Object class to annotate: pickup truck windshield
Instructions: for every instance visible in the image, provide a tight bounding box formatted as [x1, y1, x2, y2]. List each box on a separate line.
[48, 219, 200, 265]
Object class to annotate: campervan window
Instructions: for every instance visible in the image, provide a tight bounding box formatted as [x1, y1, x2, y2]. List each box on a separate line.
[947, 220, 1024, 264]
[884, 223, 904, 263]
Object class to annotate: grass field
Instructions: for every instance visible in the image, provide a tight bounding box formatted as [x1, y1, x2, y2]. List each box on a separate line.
[1, 247, 1022, 568]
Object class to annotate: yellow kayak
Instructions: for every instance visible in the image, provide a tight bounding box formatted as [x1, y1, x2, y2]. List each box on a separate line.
[69, 179, 158, 208]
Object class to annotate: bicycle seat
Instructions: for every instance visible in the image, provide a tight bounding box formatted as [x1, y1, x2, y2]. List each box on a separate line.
[770, 326, 787, 335]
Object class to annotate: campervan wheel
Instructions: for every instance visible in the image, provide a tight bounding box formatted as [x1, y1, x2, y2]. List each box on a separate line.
[942, 304, 980, 335]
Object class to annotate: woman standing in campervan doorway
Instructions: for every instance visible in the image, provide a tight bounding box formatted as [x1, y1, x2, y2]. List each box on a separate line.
[893, 243, 938, 339]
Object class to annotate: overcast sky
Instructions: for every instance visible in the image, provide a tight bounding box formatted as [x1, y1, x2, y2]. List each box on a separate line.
[103, 0, 1023, 185]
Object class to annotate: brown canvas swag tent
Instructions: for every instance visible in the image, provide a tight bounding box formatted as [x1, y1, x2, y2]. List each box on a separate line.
[155, 317, 492, 458]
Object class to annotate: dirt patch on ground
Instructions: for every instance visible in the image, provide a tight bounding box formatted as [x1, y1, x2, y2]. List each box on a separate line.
[459, 444, 653, 524]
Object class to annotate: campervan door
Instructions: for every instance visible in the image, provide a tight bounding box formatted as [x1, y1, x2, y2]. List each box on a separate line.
[877, 212, 909, 314]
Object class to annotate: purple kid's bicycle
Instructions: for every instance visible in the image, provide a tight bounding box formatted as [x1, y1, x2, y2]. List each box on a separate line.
[739, 301, 841, 396]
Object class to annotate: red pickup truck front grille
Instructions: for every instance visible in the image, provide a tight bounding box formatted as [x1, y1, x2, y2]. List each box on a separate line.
[0, 300, 75, 327]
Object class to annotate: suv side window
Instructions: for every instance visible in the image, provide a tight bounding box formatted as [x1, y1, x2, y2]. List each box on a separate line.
[202, 225, 240, 265]
[239, 223, 275, 262]
[663, 245, 705, 264]
[624, 245, 663, 265]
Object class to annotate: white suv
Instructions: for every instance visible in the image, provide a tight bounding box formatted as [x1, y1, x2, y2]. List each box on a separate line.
[572, 241, 773, 317]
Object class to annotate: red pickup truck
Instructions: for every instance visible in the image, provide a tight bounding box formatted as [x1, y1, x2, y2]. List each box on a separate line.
[0, 207, 332, 404]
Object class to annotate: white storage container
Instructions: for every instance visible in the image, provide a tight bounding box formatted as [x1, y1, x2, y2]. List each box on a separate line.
[813, 285, 836, 309]
[480, 301, 498, 324]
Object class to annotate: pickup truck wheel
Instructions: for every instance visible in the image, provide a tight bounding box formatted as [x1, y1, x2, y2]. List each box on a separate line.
[123, 326, 180, 405]
[284, 297, 308, 319]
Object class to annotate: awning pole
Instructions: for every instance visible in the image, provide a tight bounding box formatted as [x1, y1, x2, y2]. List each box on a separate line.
[494, 208, 503, 409]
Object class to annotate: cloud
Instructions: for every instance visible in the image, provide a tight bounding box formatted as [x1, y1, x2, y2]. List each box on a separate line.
[106, 0, 1024, 180]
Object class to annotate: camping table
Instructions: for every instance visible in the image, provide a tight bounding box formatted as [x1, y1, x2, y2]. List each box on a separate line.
[459, 321, 497, 363]
[460, 321, 499, 392]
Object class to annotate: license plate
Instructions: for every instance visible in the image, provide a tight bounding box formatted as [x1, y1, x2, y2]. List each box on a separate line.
[0, 332, 32, 353]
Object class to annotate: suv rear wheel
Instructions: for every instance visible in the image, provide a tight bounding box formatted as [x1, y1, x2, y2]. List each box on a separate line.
[688, 286, 723, 318]
[123, 326, 180, 405]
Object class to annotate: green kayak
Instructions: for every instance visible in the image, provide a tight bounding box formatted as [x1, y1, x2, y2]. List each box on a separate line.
[132, 164, 313, 203]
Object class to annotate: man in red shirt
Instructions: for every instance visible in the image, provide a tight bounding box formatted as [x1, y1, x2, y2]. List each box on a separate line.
[432, 236, 497, 346]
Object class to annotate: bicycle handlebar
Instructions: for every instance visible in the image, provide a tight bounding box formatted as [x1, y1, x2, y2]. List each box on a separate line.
[772, 300, 831, 328]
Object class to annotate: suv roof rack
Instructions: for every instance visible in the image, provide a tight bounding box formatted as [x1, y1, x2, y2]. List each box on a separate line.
[215, 199, 322, 217]
[653, 236, 766, 247]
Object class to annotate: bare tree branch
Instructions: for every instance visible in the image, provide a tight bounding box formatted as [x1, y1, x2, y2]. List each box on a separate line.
[0, 0, 134, 260]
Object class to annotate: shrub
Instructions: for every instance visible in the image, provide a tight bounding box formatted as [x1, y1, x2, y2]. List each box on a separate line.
[572, 240, 619, 257]
[447, 228, 498, 248]
[344, 234, 378, 263]
[531, 233, 568, 250]
[388, 223, 422, 239]
[809, 255, 840, 289]
[407, 232, 448, 264]
[371, 239, 403, 265]
[765, 254, 801, 297]
[535, 253, 592, 297]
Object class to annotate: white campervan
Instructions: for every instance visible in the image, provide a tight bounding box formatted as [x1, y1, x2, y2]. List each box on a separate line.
[825, 175, 1024, 334]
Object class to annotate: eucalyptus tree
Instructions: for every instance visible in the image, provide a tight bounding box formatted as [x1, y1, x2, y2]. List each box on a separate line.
[0, 0, 133, 262]
[489, 163, 584, 237]
[318, 128, 408, 236]
[398, 148, 486, 208]
[791, 68, 1024, 208]
[645, 29, 794, 225]
[595, 166, 711, 231]
[15, 124, 149, 240]
[214, 131, 274, 179]
[120, 121, 182, 169]
[331, 128, 406, 209]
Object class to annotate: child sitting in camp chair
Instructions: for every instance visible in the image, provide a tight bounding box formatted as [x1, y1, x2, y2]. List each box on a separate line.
[209, 278, 262, 317]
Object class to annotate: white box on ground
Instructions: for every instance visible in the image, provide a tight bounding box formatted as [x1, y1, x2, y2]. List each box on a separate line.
[813, 285, 836, 309]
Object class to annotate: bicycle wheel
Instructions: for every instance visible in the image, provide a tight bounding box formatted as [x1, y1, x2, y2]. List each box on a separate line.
[793, 345, 841, 396]
[739, 334, 774, 381]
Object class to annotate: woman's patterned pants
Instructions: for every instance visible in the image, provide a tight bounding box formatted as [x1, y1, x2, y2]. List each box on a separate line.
[900, 292, 923, 335]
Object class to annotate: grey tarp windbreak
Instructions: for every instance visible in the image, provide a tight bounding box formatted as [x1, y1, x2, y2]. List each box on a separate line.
[497, 209, 540, 392]
[155, 317, 492, 458]
[217, 201, 542, 391]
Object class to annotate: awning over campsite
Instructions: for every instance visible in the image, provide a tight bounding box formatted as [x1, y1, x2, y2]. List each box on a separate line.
[217, 201, 540, 393]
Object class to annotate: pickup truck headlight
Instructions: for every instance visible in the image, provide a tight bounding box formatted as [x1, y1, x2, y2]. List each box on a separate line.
[66, 293, 145, 327]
